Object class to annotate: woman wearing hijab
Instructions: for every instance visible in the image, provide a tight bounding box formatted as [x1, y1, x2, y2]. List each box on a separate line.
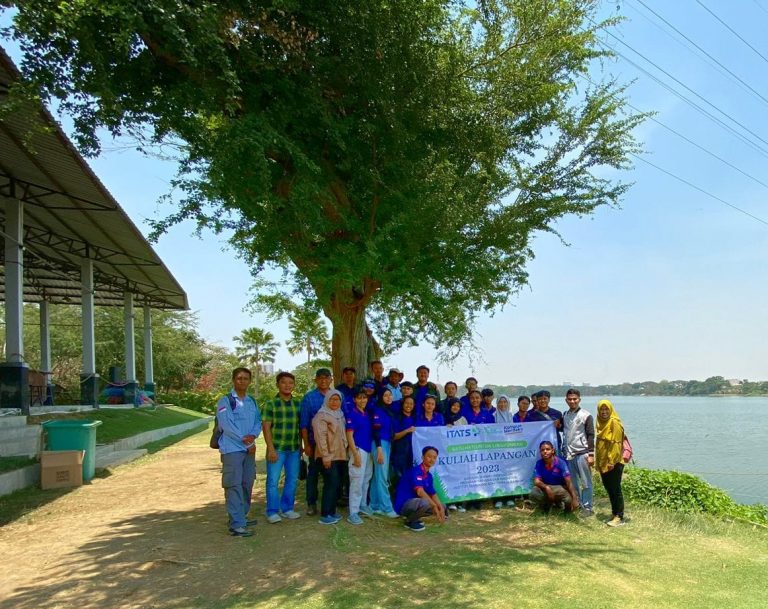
[491, 395, 516, 508]
[391, 395, 417, 489]
[595, 399, 627, 527]
[444, 398, 467, 426]
[311, 389, 349, 525]
[370, 388, 399, 518]
[494, 395, 514, 424]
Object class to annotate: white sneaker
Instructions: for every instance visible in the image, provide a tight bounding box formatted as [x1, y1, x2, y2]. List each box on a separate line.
[266, 513, 283, 524]
[281, 510, 301, 520]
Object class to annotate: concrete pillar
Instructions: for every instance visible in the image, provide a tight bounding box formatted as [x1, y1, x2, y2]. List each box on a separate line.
[80, 258, 99, 407]
[0, 197, 30, 413]
[143, 305, 155, 396]
[123, 292, 137, 406]
[40, 299, 55, 405]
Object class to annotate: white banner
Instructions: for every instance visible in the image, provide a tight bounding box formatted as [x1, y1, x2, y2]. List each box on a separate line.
[411, 422, 557, 503]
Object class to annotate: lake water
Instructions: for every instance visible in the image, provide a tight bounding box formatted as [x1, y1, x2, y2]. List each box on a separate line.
[564, 396, 767, 505]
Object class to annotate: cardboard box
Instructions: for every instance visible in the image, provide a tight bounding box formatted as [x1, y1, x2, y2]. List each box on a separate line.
[40, 450, 84, 489]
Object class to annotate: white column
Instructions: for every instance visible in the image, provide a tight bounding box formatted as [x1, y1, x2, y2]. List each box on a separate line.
[4, 198, 24, 363]
[81, 258, 96, 374]
[40, 299, 51, 374]
[124, 292, 136, 381]
[143, 305, 154, 387]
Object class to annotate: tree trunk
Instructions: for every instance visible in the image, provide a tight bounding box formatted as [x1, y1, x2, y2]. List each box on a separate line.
[329, 303, 371, 381]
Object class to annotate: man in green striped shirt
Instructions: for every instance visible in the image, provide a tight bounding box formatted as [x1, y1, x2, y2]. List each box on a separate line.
[262, 372, 303, 523]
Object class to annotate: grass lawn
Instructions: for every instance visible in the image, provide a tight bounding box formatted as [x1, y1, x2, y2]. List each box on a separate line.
[207, 501, 767, 609]
[29, 405, 209, 444]
[0, 456, 36, 474]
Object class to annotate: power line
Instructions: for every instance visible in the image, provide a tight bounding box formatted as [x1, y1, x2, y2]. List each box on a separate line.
[631, 153, 768, 227]
[695, 0, 768, 66]
[602, 28, 768, 152]
[582, 70, 768, 191]
[631, 0, 768, 109]
[600, 38, 768, 160]
[753, 0, 768, 17]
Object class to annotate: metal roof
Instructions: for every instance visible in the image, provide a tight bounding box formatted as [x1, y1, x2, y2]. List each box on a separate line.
[0, 47, 188, 310]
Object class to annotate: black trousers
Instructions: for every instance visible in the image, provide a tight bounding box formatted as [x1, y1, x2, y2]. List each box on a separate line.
[318, 459, 346, 517]
[600, 463, 625, 518]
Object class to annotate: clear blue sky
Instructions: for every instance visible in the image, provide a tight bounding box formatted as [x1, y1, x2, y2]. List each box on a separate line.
[3, 1, 768, 386]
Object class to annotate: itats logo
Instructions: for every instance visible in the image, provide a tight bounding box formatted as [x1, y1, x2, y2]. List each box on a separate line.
[445, 426, 481, 439]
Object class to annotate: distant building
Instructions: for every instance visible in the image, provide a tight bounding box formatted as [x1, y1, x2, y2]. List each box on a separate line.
[727, 379, 743, 387]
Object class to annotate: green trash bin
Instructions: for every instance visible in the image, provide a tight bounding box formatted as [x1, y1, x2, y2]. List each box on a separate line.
[42, 420, 103, 481]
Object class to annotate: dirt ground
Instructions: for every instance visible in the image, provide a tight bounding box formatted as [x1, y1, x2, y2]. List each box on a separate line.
[2, 430, 507, 609]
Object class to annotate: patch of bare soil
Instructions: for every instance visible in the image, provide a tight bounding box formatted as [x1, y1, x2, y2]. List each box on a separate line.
[0, 431, 545, 609]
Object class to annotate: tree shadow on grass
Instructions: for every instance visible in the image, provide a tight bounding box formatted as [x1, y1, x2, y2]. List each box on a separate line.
[1, 497, 636, 609]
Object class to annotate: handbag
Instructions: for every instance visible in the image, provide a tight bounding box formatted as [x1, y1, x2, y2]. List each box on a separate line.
[622, 434, 634, 464]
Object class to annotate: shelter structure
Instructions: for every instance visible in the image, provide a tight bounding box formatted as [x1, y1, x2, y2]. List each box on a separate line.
[0, 47, 188, 414]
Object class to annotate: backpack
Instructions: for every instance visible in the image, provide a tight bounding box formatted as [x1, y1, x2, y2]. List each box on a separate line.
[622, 433, 634, 464]
[210, 394, 237, 449]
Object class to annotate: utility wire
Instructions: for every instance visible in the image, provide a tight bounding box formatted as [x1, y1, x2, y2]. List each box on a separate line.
[600, 38, 768, 160]
[641, 113, 768, 191]
[603, 28, 768, 152]
[695, 0, 768, 66]
[631, 0, 768, 109]
[631, 153, 768, 227]
[753, 0, 768, 17]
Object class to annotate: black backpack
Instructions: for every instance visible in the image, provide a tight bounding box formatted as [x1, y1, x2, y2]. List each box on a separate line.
[210, 395, 237, 449]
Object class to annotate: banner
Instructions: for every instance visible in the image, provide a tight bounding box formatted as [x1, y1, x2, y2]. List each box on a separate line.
[411, 422, 557, 503]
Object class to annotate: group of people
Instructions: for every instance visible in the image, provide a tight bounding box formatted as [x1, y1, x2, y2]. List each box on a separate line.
[214, 362, 628, 536]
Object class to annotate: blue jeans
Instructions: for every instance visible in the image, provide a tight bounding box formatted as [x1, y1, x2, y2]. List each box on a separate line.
[566, 453, 593, 511]
[265, 449, 300, 516]
[370, 440, 395, 513]
[221, 451, 256, 529]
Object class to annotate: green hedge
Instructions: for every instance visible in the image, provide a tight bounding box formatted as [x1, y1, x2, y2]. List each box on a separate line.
[623, 467, 767, 526]
[157, 391, 220, 415]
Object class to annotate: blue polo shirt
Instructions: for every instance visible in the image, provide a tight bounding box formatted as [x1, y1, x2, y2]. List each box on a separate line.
[394, 463, 436, 513]
[392, 413, 416, 472]
[513, 409, 546, 423]
[464, 408, 494, 425]
[533, 456, 571, 486]
[336, 383, 360, 413]
[299, 388, 328, 447]
[416, 412, 445, 427]
[371, 404, 394, 444]
[346, 406, 373, 453]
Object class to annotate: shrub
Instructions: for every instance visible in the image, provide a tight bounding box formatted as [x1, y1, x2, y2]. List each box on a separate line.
[157, 390, 220, 415]
[623, 467, 767, 526]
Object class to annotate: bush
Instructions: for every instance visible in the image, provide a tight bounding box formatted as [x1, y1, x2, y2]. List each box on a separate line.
[623, 467, 767, 526]
[158, 390, 221, 415]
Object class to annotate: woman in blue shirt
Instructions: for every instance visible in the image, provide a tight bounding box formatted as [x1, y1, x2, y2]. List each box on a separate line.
[416, 394, 445, 427]
[370, 388, 398, 517]
[391, 395, 417, 492]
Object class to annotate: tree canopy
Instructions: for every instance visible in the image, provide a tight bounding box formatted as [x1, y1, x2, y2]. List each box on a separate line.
[4, 0, 645, 375]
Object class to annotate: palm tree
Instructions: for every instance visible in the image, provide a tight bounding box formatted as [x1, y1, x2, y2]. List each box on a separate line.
[232, 327, 279, 393]
[285, 307, 330, 384]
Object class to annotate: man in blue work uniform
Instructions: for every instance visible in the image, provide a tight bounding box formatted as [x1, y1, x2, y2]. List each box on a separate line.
[394, 445, 447, 531]
[217, 367, 262, 537]
[530, 440, 580, 513]
[300, 367, 333, 516]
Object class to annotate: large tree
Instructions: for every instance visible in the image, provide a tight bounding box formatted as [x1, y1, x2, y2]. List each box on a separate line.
[4, 0, 644, 376]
